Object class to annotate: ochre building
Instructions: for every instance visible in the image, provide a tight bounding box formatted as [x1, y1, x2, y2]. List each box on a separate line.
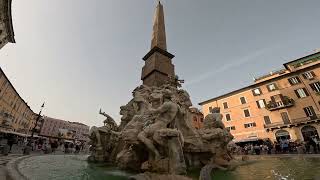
[189, 107, 204, 130]
[199, 51, 320, 143]
[0, 0, 15, 50]
[0, 67, 36, 134]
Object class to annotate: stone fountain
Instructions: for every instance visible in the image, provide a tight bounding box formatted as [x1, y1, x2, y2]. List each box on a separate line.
[88, 2, 234, 179]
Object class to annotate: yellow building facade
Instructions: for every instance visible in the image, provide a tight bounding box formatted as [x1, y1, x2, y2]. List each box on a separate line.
[199, 51, 320, 143]
[0, 67, 36, 134]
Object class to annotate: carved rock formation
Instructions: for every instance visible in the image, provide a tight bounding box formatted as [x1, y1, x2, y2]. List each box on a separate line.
[89, 81, 234, 176]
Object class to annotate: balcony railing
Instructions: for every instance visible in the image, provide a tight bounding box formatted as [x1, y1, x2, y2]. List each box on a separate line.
[264, 122, 286, 128]
[266, 97, 294, 111]
[264, 114, 320, 129]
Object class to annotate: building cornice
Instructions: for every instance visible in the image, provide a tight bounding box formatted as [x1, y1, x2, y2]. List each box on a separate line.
[199, 62, 320, 105]
[0, 67, 33, 113]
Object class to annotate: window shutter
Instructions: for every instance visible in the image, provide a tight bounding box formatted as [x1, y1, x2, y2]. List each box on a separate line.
[271, 96, 276, 102]
[303, 107, 309, 117]
[256, 101, 261, 108]
[263, 99, 267, 106]
[311, 71, 316, 77]
[303, 88, 309, 96]
[288, 78, 293, 85]
[310, 83, 316, 91]
[302, 73, 307, 79]
[252, 89, 256, 96]
[240, 97, 246, 104]
[309, 106, 316, 118]
[223, 102, 228, 109]
[253, 122, 257, 127]
[294, 89, 301, 98]
[264, 116, 271, 125]
[297, 77, 301, 83]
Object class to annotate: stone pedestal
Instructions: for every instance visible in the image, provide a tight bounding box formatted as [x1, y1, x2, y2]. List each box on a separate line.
[94, 146, 105, 162]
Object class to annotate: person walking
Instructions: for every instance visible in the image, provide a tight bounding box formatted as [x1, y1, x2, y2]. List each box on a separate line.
[7, 134, 15, 153]
[75, 144, 80, 154]
[311, 136, 318, 154]
[64, 143, 69, 153]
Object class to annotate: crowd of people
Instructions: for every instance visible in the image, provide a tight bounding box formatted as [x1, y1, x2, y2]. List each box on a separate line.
[0, 132, 88, 155]
[231, 136, 320, 155]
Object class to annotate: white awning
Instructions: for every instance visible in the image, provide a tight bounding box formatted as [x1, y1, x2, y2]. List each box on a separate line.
[233, 137, 259, 143]
[0, 130, 29, 137]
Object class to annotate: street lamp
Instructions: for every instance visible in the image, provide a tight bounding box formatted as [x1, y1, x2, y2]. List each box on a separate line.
[31, 102, 45, 138]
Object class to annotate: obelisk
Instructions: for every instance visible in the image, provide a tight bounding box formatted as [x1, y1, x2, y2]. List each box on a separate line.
[141, 1, 175, 87]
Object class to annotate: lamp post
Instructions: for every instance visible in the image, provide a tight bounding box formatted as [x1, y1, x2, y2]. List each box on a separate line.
[31, 102, 45, 138]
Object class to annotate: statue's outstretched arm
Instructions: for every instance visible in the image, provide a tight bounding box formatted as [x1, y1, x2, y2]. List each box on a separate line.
[106, 114, 116, 122]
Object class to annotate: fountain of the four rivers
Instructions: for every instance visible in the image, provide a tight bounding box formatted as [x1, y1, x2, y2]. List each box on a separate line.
[7, 2, 320, 180]
[87, 2, 236, 179]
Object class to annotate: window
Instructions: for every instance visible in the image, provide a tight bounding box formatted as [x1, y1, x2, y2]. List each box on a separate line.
[302, 71, 316, 80]
[225, 114, 231, 121]
[264, 116, 271, 125]
[240, 97, 247, 104]
[294, 88, 309, 98]
[267, 83, 277, 91]
[288, 76, 301, 85]
[226, 126, 236, 131]
[223, 102, 228, 109]
[209, 107, 212, 112]
[310, 82, 320, 92]
[276, 101, 284, 107]
[256, 99, 266, 108]
[244, 122, 256, 128]
[252, 88, 262, 96]
[303, 106, 315, 117]
[243, 109, 250, 117]
[281, 112, 290, 124]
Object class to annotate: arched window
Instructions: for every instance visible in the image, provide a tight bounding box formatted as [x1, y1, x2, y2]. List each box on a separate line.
[301, 125, 319, 141]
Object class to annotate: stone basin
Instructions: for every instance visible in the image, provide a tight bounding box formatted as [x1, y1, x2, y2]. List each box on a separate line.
[6, 154, 320, 180]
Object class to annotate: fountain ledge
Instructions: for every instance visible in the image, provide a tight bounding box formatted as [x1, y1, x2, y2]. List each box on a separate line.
[6, 155, 34, 180]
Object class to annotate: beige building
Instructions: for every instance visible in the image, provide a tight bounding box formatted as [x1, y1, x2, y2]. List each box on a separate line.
[40, 116, 90, 142]
[0, 67, 36, 134]
[199, 51, 320, 143]
[0, 0, 15, 49]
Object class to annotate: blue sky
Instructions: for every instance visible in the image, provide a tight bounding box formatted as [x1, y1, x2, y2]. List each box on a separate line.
[1, 0, 320, 127]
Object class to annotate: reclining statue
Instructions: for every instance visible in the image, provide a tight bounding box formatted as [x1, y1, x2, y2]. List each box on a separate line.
[137, 89, 179, 161]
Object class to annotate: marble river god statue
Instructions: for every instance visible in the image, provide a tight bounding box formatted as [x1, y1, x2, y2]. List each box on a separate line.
[89, 81, 236, 176]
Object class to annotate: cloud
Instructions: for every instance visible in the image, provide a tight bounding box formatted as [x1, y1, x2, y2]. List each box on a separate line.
[184, 45, 280, 86]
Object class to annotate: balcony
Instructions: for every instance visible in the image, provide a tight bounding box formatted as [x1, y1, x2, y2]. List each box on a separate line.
[264, 122, 286, 128]
[264, 115, 320, 131]
[266, 96, 294, 111]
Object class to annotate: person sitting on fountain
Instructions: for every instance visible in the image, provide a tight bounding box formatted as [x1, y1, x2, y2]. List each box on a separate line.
[137, 89, 179, 161]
